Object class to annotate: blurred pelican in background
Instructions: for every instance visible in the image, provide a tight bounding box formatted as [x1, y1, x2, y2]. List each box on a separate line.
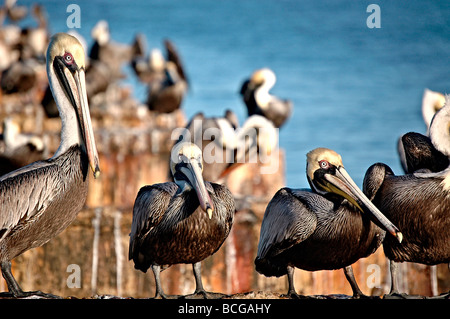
[132, 38, 189, 113]
[240, 68, 292, 128]
[176, 110, 278, 182]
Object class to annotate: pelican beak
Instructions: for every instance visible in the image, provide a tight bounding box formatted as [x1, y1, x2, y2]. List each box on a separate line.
[323, 166, 403, 243]
[74, 68, 100, 178]
[182, 156, 214, 219]
[56, 58, 100, 179]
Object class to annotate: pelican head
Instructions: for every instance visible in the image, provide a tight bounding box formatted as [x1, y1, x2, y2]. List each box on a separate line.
[306, 148, 402, 243]
[248, 68, 277, 110]
[150, 48, 165, 72]
[46, 33, 100, 178]
[250, 68, 276, 88]
[422, 89, 446, 130]
[91, 20, 110, 46]
[429, 95, 450, 158]
[170, 142, 214, 218]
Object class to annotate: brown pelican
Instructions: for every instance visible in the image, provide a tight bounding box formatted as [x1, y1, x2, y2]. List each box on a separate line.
[129, 142, 235, 299]
[88, 20, 138, 77]
[132, 38, 188, 85]
[19, 4, 49, 61]
[0, 4, 48, 95]
[364, 96, 450, 297]
[0, 117, 47, 176]
[2, 0, 27, 23]
[132, 38, 188, 113]
[83, 20, 142, 100]
[0, 57, 37, 94]
[0, 33, 100, 298]
[177, 110, 278, 182]
[146, 60, 188, 113]
[255, 148, 402, 298]
[240, 68, 293, 128]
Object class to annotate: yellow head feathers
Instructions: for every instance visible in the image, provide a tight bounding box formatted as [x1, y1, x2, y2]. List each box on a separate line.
[170, 142, 203, 175]
[47, 33, 86, 69]
[306, 148, 343, 181]
[250, 68, 276, 85]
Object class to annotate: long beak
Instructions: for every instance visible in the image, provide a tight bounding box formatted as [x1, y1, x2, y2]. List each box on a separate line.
[183, 157, 214, 219]
[324, 166, 403, 243]
[73, 68, 100, 178]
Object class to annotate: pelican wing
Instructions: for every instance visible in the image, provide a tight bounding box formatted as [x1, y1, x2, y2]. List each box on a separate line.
[257, 188, 318, 260]
[129, 182, 178, 258]
[164, 39, 188, 83]
[0, 160, 63, 241]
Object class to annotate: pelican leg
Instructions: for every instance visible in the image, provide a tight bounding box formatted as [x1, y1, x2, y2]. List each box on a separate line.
[384, 259, 410, 299]
[343, 265, 367, 298]
[429, 265, 438, 296]
[388, 260, 401, 295]
[192, 262, 206, 296]
[151, 264, 169, 299]
[1, 261, 22, 295]
[285, 265, 303, 298]
[184, 262, 225, 299]
[1, 261, 60, 299]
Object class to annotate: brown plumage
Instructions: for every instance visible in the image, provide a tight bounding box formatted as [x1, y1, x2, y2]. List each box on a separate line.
[397, 132, 448, 174]
[363, 163, 450, 296]
[0, 145, 88, 260]
[364, 96, 450, 297]
[146, 60, 188, 113]
[0, 33, 100, 298]
[364, 164, 450, 264]
[131, 38, 188, 113]
[129, 142, 235, 298]
[255, 148, 401, 297]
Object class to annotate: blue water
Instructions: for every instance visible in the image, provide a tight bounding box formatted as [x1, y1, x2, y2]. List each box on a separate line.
[18, 0, 450, 189]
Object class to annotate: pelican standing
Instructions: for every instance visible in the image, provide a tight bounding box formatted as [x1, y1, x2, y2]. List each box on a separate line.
[240, 68, 292, 128]
[0, 33, 100, 298]
[255, 148, 402, 297]
[129, 142, 235, 298]
[364, 96, 450, 297]
[135, 39, 188, 113]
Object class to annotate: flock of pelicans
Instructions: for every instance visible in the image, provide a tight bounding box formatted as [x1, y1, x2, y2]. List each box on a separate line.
[0, 24, 449, 299]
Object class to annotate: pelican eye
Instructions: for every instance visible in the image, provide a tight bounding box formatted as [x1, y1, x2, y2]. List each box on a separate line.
[63, 52, 74, 65]
[319, 160, 330, 170]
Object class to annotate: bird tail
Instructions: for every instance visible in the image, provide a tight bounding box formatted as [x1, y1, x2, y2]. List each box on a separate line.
[129, 238, 152, 273]
[254, 256, 288, 277]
